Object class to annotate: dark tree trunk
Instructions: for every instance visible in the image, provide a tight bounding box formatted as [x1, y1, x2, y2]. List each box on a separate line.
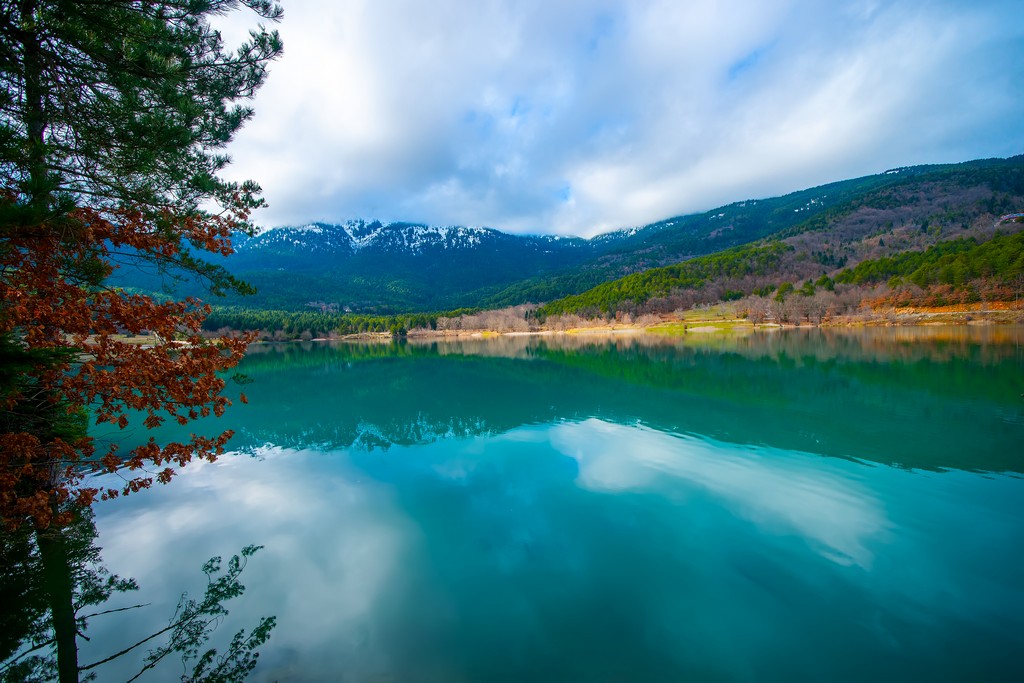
[18, 0, 50, 210]
[37, 526, 79, 683]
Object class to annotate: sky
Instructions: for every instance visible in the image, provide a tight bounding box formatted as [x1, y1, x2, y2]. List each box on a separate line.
[219, 0, 1024, 237]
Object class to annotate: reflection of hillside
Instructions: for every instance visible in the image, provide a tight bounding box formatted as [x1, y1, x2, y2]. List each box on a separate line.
[242, 324, 1024, 369]
[403, 325, 1024, 366]
[537, 328, 1023, 406]
[112, 329, 1024, 473]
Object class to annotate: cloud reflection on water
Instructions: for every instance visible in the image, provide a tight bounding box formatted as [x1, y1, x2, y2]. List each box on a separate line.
[553, 419, 890, 568]
[87, 448, 413, 682]
[81, 414, 1023, 682]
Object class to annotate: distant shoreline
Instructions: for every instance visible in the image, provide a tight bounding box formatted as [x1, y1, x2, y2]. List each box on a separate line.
[303, 303, 1023, 343]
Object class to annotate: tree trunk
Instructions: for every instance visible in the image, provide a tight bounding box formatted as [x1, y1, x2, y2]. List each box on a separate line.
[19, 0, 49, 210]
[37, 525, 79, 683]
[20, 14, 78, 675]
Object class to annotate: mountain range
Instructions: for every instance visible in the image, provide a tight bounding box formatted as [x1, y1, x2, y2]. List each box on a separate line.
[113, 155, 1024, 313]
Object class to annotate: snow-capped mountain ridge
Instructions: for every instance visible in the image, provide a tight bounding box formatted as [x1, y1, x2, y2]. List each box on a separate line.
[243, 220, 594, 257]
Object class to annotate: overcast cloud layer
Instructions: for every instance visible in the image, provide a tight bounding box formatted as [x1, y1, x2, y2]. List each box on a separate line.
[220, 0, 1024, 237]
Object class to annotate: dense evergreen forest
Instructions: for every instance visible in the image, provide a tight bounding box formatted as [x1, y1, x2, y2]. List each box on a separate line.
[535, 243, 792, 317]
[835, 231, 1024, 289]
[202, 307, 479, 338]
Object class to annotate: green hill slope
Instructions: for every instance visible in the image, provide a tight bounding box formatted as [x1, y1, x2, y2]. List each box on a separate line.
[535, 157, 1024, 319]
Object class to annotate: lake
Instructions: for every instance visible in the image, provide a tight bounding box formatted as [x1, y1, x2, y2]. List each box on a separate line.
[74, 327, 1024, 681]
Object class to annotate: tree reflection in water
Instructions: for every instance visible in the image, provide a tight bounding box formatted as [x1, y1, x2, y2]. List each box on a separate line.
[0, 508, 274, 683]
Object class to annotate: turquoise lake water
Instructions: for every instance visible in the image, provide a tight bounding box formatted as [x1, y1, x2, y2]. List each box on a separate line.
[79, 327, 1024, 681]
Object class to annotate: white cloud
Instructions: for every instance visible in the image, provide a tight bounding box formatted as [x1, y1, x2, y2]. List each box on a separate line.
[219, 0, 1024, 236]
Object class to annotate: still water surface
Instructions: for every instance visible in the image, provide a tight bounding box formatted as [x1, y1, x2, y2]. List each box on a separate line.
[86, 327, 1024, 682]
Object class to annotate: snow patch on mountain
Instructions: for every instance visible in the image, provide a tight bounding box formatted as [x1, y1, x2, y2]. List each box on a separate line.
[590, 225, 644, 243]
[240, 219, 627, 262]
[246, 220, 512, 256]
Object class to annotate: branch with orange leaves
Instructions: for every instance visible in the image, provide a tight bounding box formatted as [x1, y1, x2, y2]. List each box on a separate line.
[1, 205, 255, 528]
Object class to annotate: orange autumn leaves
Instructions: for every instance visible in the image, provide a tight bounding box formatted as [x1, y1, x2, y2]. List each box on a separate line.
[0, 205, 253, 527]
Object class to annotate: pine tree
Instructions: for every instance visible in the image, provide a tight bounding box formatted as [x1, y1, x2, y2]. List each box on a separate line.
[0, 0, 283, 525]
[2, 4, 283, 681]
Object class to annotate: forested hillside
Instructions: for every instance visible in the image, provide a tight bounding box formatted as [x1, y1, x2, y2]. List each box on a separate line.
[537, 243, 792, 317]
[121, 156, 1024, 314]
[112, 220, 604, 313]
[534, 158, 1024, 321]
[471, 155, 1024, 309]
[835, 232, 1024, 288]
[535, 220, 1023, 323]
